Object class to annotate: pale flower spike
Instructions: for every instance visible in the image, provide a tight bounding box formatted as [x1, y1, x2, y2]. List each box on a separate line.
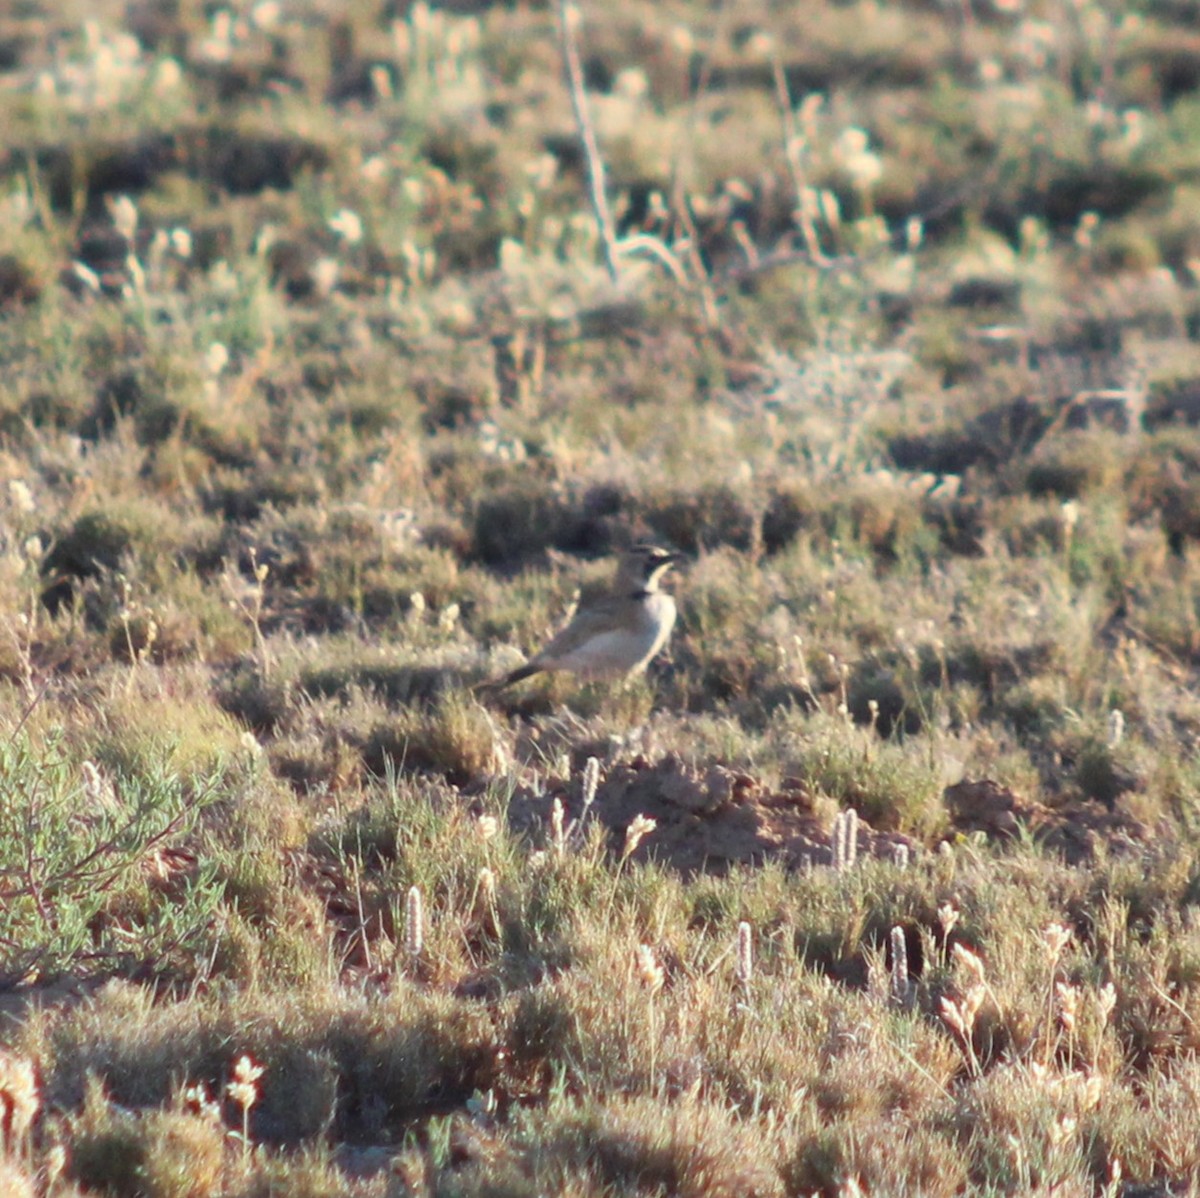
[635, 944, 664, 993]
[622, 814, 656, 859]
[405, 885, 424, 957]
[736, 921, 753, 986]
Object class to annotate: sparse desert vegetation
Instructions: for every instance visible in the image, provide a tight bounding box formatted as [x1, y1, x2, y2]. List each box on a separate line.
[4, 0, 1200, 1193]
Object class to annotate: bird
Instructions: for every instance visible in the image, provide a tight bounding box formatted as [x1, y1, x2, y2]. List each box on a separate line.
[478, 545, 684, 692]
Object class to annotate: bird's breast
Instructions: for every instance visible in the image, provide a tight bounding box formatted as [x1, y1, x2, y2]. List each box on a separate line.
[639, 592, 676, 639]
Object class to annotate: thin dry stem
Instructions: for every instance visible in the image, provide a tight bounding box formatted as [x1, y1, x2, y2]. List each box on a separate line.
[556, 0, 619, 283]
[768, 57, 829, 267]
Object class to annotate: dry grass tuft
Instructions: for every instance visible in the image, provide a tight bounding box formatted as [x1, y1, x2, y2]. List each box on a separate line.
[3, 0, 1200, 1191]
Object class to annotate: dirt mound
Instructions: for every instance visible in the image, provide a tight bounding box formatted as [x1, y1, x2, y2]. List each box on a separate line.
[943, 779, 1039, 840]
[944, 778, 1153, 865]
[506, 764, 1157, 874]
[508, 753, 917, 875]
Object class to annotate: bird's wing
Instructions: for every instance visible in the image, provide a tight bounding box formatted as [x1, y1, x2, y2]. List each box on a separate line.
[532, 597, 633, 663]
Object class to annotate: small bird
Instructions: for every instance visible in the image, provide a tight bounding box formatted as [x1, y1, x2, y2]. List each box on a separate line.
[479, 545, 684, 691]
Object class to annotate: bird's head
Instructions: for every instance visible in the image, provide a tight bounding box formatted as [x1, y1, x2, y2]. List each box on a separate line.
[617, 545, 685, 593]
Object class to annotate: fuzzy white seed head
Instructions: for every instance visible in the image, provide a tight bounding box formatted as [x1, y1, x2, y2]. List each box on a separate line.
[952, 943, 987, 985]
[635, 944, 664, 993]
[938, 903, 960, 936]
[225, 1054, 264, 1111]
[736, 921, 753, 986]
[890, 926, 909, 1005]
[1057, 982, 1080, 1033]
[622, 815, 656, 859]
[581, 756, 601, 810]
[405, 885, 424, 957]
[1043, 922, 1072, 957]
[550, 797, 566, 856]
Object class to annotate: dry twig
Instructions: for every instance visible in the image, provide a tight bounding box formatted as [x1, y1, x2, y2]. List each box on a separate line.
[557, 0, 620, 283]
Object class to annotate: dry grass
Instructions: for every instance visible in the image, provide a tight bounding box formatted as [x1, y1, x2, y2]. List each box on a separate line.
[2, 0, 1200, 1193]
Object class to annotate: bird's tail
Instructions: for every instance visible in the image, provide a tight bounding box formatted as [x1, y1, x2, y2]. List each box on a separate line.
[474, 663, 542, 695]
